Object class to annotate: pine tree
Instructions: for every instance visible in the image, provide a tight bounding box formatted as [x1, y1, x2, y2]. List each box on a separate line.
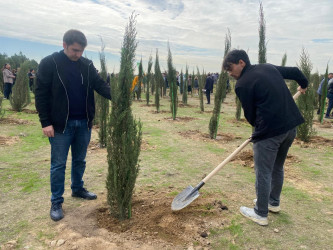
[258, 1, 266, 64]
[106, 13, 142, 220]
[98, 41, 110, 147]
[146, 55, 153, 106]
[168, 43, 178, 120]
[296, 48, 315, 142]
[209, 29, 231, 139]
[10, 61, 31, 111]
[154, 49, 163, 113]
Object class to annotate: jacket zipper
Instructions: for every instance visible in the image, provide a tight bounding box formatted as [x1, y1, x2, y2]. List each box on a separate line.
[53, 56, 70, 134]
[86, 62, 92, 130]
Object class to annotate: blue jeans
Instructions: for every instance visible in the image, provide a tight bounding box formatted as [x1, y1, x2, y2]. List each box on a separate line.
[253, 128, 296, 217]
[49, 119, 91, 204]
[4, 83, 12, 99]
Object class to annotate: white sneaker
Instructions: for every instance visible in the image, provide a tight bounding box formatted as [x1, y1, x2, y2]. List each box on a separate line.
[240, 206, 268, 226]
[253, 199, 281, 213]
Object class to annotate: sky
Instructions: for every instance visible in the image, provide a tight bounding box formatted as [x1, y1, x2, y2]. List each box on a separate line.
[0, 0, 332, 74]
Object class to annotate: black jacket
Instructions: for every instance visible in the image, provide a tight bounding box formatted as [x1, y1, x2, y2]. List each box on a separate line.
[235, 63, 308, 142]
[35, 50, 111, 133]
[205, 76, 214, 91]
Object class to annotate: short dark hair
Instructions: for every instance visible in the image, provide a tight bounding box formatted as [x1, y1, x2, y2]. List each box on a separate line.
[223, 49, 251, 71]
[63, 29, 87, 48]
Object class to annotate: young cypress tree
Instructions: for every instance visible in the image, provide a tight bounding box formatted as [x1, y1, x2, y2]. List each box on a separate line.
[146, 55, 153, 106]
[209, 29, 231, 139]
[197, 67, 205, 112]
[137, 58, 143, 100]
[235, 95, 242, 120]
[319, 66, 329, 123]
[154, 49, 162, 113]
[182, 66, 188, 105]
[258, 1, 267, 64]
[0, 96, 5, 119]
[106, 13, 142, 220]
[10, 61, 31, 111]
[179, 70, 184, 95]
[168, 43, 178, 120]
[311, 71, 320, 113]
[296, 48, 315, 142]
[191, 70, 195, 97]
[98, 41, 110, 147]
[281, 53, 287, 66]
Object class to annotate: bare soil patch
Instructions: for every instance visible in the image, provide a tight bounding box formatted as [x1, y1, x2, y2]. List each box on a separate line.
[178, 129, 241, 143]
[43, 191, 230, 250]
[0, 117, 34, 125]
[149, 110, 170, 114]
[164, 116, 198, 122]
[141, 139, 157, 151]
[96, 191, 228, 248]
[231, 150, 301, 169]
[0, 136, 20, 146]
[294, 136, 333, 148]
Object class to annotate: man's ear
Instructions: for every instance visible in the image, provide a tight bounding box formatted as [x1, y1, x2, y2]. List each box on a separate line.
[239, 59, 246, 67]
[63, 42, 67, 49]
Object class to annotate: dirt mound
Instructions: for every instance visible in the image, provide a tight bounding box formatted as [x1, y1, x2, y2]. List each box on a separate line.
[51, 191, 229, 249]
[294, 136, 333, 148]
[232, 150, 300, 168]
[140, 139, 157, 151]
[0, 136, 20, 146]
[164, 116, 198, 122]
[0, 117, 34, 125]
[232, 150, 254, 167]
[179, 130, 240, 143]
[97, 191, 228, 247]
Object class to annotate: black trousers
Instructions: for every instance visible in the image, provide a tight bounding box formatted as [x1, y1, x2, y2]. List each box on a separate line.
[206, 89, 211, 104]
[4, 82, 12, 99]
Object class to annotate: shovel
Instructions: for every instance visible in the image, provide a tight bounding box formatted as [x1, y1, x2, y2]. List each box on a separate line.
[171, 91, 302, 211]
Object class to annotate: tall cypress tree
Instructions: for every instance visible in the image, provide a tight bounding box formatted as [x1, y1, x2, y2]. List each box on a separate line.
[281, 53, 287, 66]
[182, 66, 188, 105]
[10, 61, 31, 111]
[209, 30, 231, 139]
[98, 41, 110, 147]
[137, 58, 143, 100]
[154, 49, 163, 113]
[258, 1, 267, 64]
[319, 66, 329, 123]
[296, 48, 315, 142]
[168, 43, 178, 120]
[146, 55, 153, 106]
[106, 13, 142, 220]
[197, 67, 204, 112]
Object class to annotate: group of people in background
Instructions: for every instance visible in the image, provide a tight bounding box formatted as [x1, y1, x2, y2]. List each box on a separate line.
[1, 64, 35, 99]
[316, 72, 333, 118]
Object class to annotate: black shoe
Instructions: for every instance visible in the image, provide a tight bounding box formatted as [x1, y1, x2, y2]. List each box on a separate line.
[50, 203, 64, 221]
[72, 188, 97, 200]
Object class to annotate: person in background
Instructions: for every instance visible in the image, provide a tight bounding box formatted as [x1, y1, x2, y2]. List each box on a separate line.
[325, 77, 333, 119]
[223, 49, 308, 226]
[2, 63, 16, 99]
[28, 69, 36, 91]
[204, 73, 214, 104]
[317, 73, 333, 115]
[35, 29, 111, 222]
[194, 76, 199, 95]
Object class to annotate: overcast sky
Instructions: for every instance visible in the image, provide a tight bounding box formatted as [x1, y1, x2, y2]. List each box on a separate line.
[0, 0, 332, 74]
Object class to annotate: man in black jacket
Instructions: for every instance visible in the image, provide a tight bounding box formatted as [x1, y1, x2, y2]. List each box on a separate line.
[204, 73, 214, 104]
[222, 49, 308, 226]
[35, 29, 111, 221]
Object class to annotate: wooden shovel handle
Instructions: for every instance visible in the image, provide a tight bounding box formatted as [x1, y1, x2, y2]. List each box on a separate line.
[202, 91, 301, 184]
[202, 137, 251, 183]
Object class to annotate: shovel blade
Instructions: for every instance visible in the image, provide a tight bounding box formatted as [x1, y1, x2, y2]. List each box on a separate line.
[171, 185, 200, 211]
